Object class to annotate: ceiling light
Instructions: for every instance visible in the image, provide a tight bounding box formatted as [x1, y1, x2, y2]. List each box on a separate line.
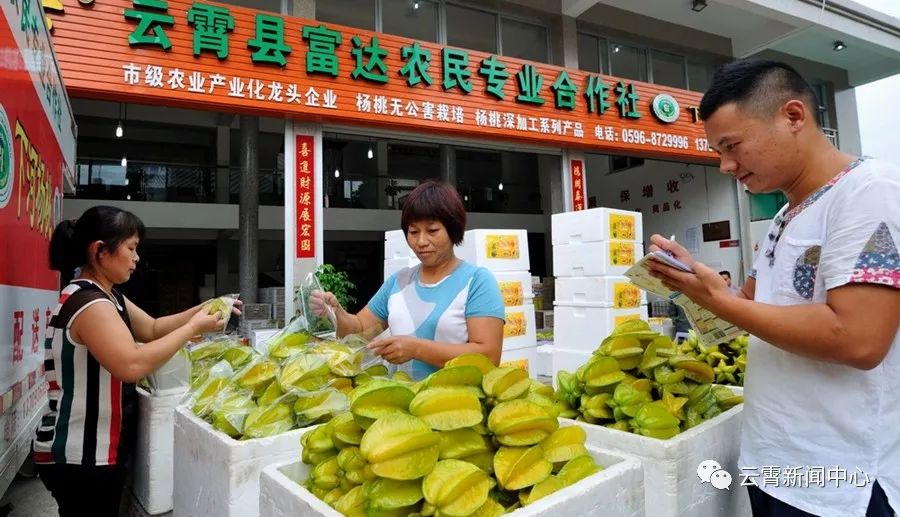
[833, 40, 846, 51]
[464, 195, 469, 201]
[691, 0, 707, 12]
[413, 0, 419, 9]
[121, 155, 128, 167]
[367, 146, 373, 159]
[126, 194, 131, 200]
[498, 182, 504, 191]
[115, 120, 123, 138]
[612, 45, 621, 53]
[334, 168, 340, 178]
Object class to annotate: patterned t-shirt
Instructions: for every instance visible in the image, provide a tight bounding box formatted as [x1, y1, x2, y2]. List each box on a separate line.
[368, 261, 505, 379]
[740, 157, 900, 516]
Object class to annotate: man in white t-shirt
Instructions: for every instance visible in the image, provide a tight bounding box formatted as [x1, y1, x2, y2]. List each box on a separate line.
[647, 59, 899, 517]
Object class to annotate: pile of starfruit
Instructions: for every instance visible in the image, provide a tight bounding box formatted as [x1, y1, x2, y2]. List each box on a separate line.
[185, 329, 396, 440]
[677, 331, 748, 386]
[554, 320, 744, 439]
[298, 353, 603, 516]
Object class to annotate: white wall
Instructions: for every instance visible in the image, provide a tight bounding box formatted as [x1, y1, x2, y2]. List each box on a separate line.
[584, 156, 745, 283]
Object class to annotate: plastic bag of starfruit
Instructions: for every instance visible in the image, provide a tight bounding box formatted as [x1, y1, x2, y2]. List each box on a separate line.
[188, 359, 236, 419]
[201, 293, 240, 330]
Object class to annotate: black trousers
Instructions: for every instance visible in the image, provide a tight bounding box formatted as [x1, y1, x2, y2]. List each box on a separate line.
[37, 463, 125, 517]
[748, 481, 894, 517]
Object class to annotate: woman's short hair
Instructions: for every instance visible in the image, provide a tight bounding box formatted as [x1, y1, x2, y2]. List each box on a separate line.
[401, 181, 467, 245]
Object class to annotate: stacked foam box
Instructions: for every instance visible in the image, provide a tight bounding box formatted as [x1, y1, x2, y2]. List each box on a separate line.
[551, 208, 648, 382]
[173, 405, 305, 517]
[130, 386, 186, 515]
[455, 229, 541, 378]
[384, 229, 420, 279]
[259, 422, 645, 517]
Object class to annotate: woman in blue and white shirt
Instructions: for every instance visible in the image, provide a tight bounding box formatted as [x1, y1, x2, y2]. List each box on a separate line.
[312, 181, 505, 380]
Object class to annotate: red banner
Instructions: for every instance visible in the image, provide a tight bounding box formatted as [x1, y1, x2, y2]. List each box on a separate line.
[295, 135, 315, 259]
[570, 160, 586, 211]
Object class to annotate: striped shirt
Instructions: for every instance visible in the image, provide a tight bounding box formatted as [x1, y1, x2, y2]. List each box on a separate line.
[33, 280, 138, 467]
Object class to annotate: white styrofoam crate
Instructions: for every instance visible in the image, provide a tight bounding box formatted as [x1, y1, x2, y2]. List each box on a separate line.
[553, 241, 643, 277]
[173, 405, 305, 517]
[131, 387, 186, 515]
[566, 399, 748, 517]
[384, 229, 405, 241]
[384, 238, 416, 260]
[384, 257, 420, 279]
[552, 304, 649, 353]
[503, 303, 537, 351]
[550, 347, 594, 387]
[259, 440, 644, 517]
[552, 207, 644, 245]
[456, 229, 530, 272]
[554, 276, 647, 308]
[500, 345, 539, 379]
[493, 271, 535, 307]
[536, 344, 554, 378]
[251, 329, 281, 355]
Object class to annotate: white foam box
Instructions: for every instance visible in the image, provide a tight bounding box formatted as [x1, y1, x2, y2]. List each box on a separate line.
[550, 347, 593, 386]
[553, 241, 643, 277]
[493, 271, 534, 306]
[536, 344, 554, 378]
[384, 257, 419, 278]
[552, 207, 643, 245]
[552, 304, 649, 353]
[384, 229, 405, 241]
[555, 276, 647, 308]
[502, 303, 537, 351]
[384, 237, 416, 259]
[566, 400, 748, 517]
[173, 405, 305, 517]
[500, 345, 539, 379]
[259, 440, 644, 517]
[131, 386, 186, 515]
[456, 229, 530, 272]
[251, 328, 281, 355]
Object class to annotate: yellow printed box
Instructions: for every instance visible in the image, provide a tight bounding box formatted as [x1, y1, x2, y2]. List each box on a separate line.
[455, 229, 531, 272]
[552, 208, 643, 245]
[493, 271, 534, 307]
[554, 276, 647, 308]
[553, 241, 644, 277]
[502, 303, 537, 351]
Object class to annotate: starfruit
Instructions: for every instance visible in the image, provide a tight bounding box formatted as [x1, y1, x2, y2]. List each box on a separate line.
[632, 401, 681, 439]
[530, 380, 554, 399]
[392, 371, 414, 383]
[359, 413, 440, 480]
[242, 402, 294, 439]
[605, 421, 630, 432]
[310, 455, 342, 490]
[713, 386, 744, 409]
[608, 381, 652, 419]
[235, 360, 279, 398]
[520, 475, 564, 506]
[266, 331, 311, 361]
[581, 356, 626, 394]
[580, 393, 613, 421]
[493, 445, 552, 491]
[279, 354, 330, 391]
[488, 400, 558, 447]
[365, 478, 424, 515]
[191, 378, 233, 418]
[311, 341, 365, 377]
[257, 380, 283, 407]
[425, 365, 483, 388]
[331, 412, 365, 448]
[323, 486, 347, 506]
[210, 391, 256, 438]
[670, 356, 716, 384]
[301, 424, 337, 464]
[553, 399, 579, 419]
[294, 388, 349, 426]
[355, 364, 391, 387]
[483, 367, 530, 405]
[330, 377, 354, 394]
[444, 353, 497, 375]
[654, 364, 687, 385]
[423, 459, 491, 516]
[471, 498, 506, 517]
[599, 336, 645, 370]
[349, 380, 415, 429]
[555, 370, 583, 407]
[660, 389, 688, 421]
[438, 429, 491, 460]
[410, 387, 483, 431]
[598, 320, 657, 351]
[556, 454, 601, 486]
[540, 426, 588, 465]
[334, 485, 366, 517]
[337, 446, 375, 485]
[222, 346, 254, 369]
[189, 339, 233, 363]
[526, 391, 559, 418]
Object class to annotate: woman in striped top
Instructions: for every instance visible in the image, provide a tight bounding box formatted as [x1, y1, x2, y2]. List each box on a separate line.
[34, 206, 232, 516]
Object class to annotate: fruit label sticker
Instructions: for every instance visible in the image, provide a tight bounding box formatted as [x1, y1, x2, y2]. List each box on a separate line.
[614, 313, 642, 326]
[500, 358, 529, 371]
[485, 235, 520, 259]
[614, 282, 641, 308]
[504, 311, 527, 338]
[609, 214, 636, 240]
[498, 281, 524, 307]
[609, 242, 636, 266]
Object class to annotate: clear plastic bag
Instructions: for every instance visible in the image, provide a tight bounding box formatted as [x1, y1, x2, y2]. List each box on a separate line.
[297, 273, 336, 337]
[188, 360, 236, 418]
[265, 315, 315, 361]
[144, 348, 191, 394]
[202, 293, 240, 330]
[209, 388, 257, 438]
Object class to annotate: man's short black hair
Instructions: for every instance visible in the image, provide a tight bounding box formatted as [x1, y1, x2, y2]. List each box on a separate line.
[699, 59, 819, 125]
[719, 270, 732, 278]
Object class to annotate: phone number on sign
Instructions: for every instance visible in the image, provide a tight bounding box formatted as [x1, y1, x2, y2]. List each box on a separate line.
[620, 129, 710, 152]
